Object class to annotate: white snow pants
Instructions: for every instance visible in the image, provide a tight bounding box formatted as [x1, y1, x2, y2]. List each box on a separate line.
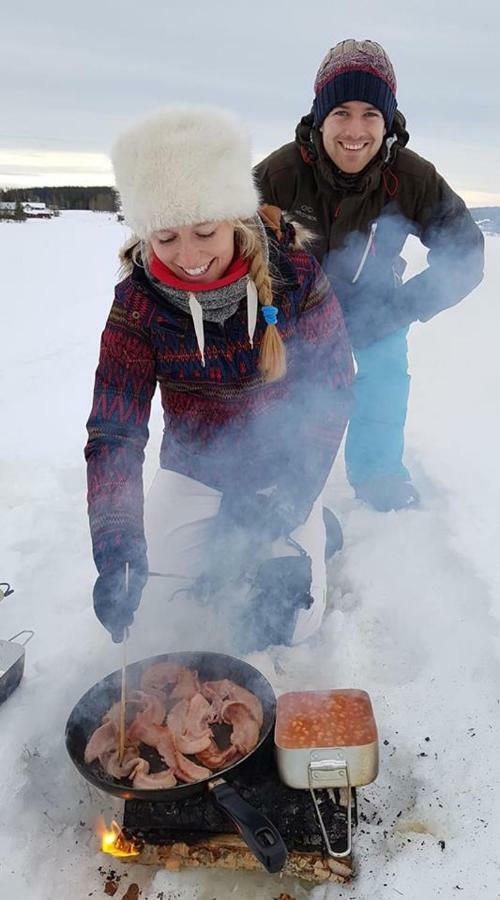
[141, 469, 327, 646]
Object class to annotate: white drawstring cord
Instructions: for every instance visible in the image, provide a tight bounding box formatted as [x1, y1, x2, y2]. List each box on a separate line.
[246, 278, 258, 348]
[188, 292, 205, 366]
[188, 280, 257, 366]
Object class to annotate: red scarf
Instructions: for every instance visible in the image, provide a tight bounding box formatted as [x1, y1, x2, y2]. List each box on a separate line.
[150, 252, 249, 292]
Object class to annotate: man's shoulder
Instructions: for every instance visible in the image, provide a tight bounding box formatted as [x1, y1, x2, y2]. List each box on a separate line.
[254, 141, 310, 187]
[255, 141, 319, 218]
[393, 146, 438, 181]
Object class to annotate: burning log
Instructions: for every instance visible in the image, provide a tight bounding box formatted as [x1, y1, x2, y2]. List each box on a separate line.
[97, 817, 351, 883]
[129, 833, 352, 883]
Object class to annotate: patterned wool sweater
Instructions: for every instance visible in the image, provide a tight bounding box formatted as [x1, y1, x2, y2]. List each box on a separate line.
[85, 226, 354, 572]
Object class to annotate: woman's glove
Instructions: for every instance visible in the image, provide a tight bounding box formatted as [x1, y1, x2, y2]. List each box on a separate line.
[193, 490, 298, 605]
[237, 553, 314, 651]
[218, 488, 300, 542]
[93, 551, 149, 643]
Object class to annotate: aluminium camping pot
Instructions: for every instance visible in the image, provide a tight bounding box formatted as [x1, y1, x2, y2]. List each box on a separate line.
[0, 631, 34, 704]
[274, 688, 379, 858]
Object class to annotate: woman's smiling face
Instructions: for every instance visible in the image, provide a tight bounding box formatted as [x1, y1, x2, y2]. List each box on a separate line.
[320, 101, 386, 173]
[150, 221, 236, 282]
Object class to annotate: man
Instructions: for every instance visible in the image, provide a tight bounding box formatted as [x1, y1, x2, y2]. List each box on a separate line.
[255, 39, 484, 511]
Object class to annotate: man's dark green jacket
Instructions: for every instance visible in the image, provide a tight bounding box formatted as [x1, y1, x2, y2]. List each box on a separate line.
[254, 111, 484, 347]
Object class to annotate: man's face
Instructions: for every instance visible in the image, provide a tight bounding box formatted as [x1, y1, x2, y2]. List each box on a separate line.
[320, 101, 386, 173]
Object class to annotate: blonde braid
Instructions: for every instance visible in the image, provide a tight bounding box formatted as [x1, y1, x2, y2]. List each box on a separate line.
[247, 237, 287, 383]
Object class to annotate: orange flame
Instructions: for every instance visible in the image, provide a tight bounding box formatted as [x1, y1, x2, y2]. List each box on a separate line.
[96, 816, 140, 858]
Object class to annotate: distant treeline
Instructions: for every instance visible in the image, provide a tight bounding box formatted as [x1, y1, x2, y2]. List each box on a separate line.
[0, 188, 497, 232]
[0, 186, 118, 212]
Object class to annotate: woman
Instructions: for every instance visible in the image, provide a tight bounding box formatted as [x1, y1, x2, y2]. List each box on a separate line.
[85, 106, 353, 652]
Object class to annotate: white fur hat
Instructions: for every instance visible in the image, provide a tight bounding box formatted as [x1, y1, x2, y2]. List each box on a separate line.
[111, 106, 260, 240]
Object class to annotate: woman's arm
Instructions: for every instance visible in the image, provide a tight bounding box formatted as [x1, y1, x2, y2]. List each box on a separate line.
[85, 282, 157, 574]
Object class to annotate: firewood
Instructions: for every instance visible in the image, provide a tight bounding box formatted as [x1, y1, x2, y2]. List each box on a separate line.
[130, 833, 352, 883]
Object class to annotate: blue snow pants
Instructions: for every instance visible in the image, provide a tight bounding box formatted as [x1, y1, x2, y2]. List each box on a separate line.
[345, 327, 411, 487]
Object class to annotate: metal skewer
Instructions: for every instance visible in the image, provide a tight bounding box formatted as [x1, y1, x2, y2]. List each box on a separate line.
[118, 564, 129, 764]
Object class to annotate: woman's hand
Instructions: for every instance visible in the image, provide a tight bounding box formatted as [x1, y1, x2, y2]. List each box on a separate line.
[218, 488, 299, 541]
[238, 553, 314, 650]
[93, 553, 149, 642]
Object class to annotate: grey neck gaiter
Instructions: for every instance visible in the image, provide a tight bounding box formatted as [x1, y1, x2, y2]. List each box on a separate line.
[144, 262, 247, 324]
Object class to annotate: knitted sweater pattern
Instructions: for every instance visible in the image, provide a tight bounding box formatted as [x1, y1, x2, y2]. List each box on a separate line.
[85, 231, 353, 571]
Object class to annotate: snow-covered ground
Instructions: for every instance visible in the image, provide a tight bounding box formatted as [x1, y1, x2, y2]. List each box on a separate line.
[0, 211, 499, 900]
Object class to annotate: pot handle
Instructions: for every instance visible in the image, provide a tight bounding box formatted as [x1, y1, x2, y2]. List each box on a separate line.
[9, 630, 35, 646]
[208, 778, 287, 873]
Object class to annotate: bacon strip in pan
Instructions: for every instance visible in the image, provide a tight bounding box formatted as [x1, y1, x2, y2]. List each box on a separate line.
[84, 668, 263, 786]
[140, 662, 200, 700]
[167, 693, 213, 755]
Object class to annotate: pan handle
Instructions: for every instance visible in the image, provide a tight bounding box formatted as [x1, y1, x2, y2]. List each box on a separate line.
[9, 630, 35, 646]
[208, 778, 287, 873]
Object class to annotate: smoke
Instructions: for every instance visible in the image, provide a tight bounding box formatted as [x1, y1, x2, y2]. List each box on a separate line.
[127, 207, 482, 652]
[87, 199, 483, 661]
[322, 203, 484, 350]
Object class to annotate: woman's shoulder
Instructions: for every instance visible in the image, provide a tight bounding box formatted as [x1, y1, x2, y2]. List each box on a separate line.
[103, 270, 164, 345]
[113, 266, 176, 326]
[115, 266, 151, 302]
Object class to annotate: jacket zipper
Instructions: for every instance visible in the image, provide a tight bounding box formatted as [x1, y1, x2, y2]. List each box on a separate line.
[352, 222, 378, 284]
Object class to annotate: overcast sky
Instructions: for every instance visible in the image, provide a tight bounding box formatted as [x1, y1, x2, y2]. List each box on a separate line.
[1, 0, 499, 203]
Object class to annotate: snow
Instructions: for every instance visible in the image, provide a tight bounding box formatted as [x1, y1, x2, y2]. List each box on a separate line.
[1, 211, 499, 899]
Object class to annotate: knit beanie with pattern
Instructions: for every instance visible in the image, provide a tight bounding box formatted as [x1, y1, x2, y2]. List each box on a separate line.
[313, 40, 397, 130]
